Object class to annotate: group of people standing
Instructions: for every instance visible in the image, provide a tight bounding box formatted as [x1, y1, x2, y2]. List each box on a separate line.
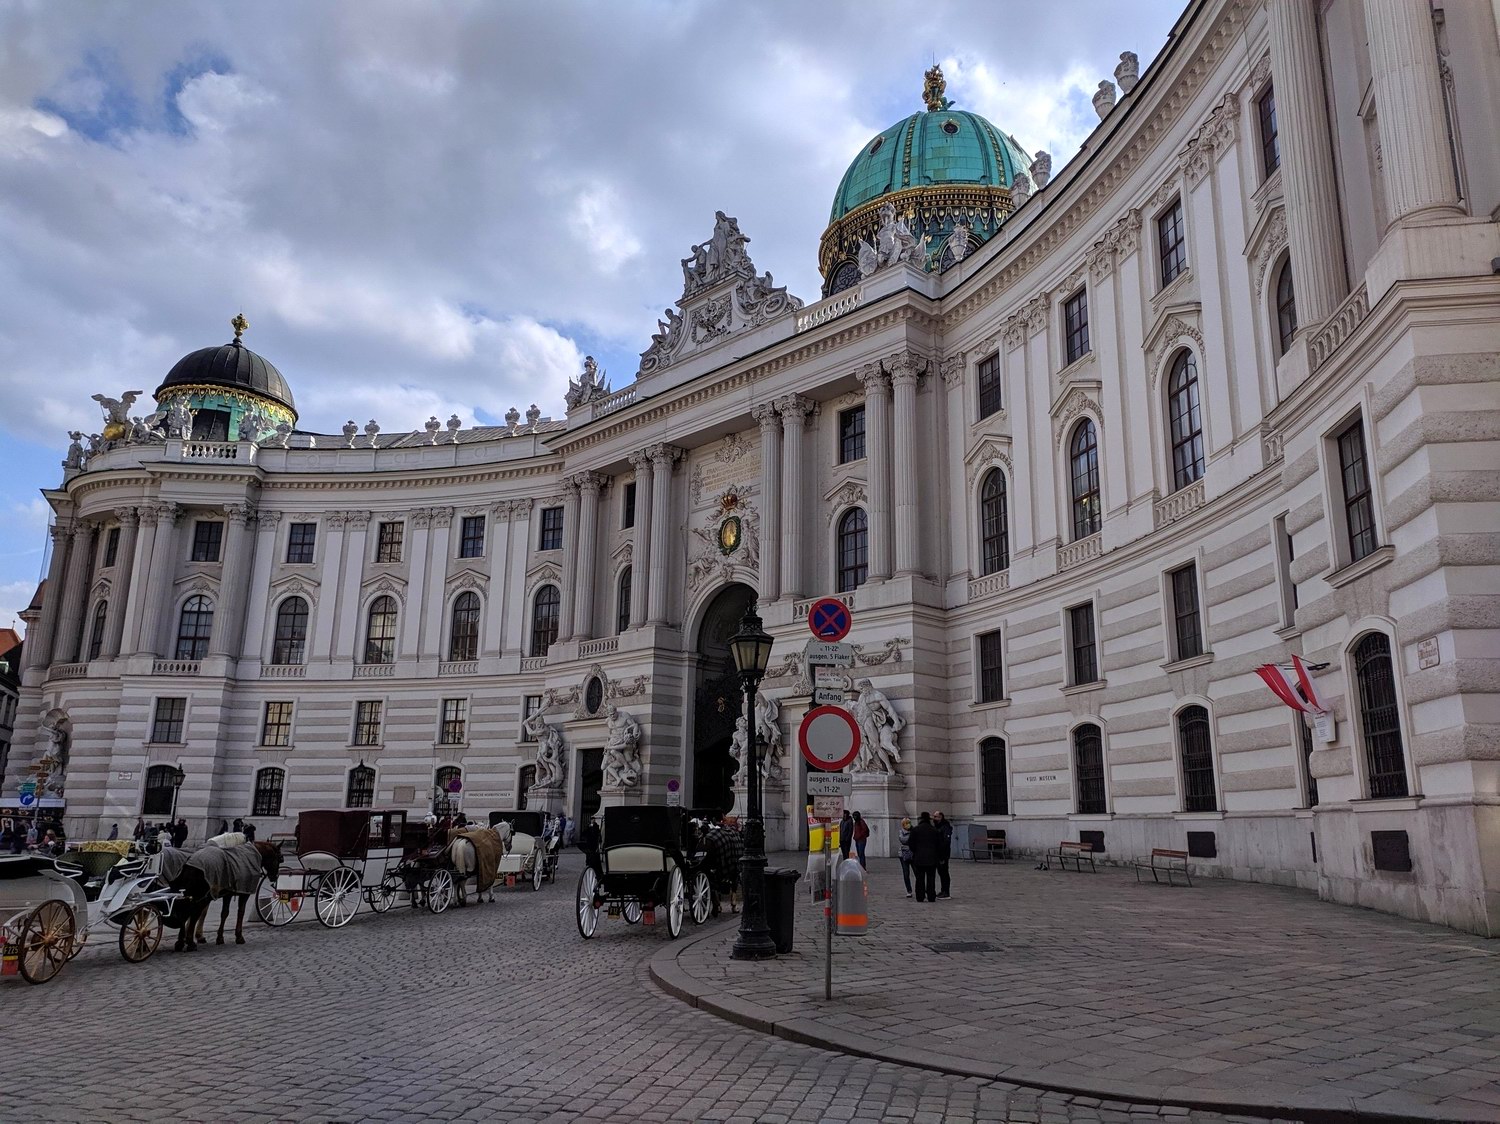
[1, 817, 66, 855]
[898, 811, 953, 902]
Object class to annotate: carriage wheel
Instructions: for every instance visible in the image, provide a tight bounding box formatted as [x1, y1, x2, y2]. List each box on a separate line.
[118, 906, 162, 963]
[67, 925, 89, 960]
[531, 857, 545, 892]
[622, 900, 642, 925]
[256, 874, 298, 927]
[18, 901, 75, 985]
[690, 871, 713, 925]
[370, 873, 400, 914]
[666, 868, 686, 939]
[576, 867, 600, 939]
[427, 868, 455, 914]
[315, 866, 362, 928]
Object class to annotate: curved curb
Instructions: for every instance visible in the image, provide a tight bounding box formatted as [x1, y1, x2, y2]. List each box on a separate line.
[649, 924, 1486, 1124]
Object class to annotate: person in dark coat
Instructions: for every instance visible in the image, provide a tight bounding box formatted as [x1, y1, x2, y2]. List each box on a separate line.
[579, 817, 604, 882]
[934, 810, 953, 898]
[242, 821, 256, 841]
[171, 819, 189, 849]
[838, 810, 853, 861]
[907, 812, 940, 902]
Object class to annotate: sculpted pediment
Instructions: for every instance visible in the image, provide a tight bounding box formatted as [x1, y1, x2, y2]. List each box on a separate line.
[963, 437, 1013, 489]
[1143, 306, 1204, 377]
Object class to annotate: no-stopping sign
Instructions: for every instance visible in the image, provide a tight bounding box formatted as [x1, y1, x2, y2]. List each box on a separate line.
[798, 705, 860, 771]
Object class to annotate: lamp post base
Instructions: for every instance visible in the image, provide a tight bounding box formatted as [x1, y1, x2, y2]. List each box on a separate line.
[731, 820, 777, 960]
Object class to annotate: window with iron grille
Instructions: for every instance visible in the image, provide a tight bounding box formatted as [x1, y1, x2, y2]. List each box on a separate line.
[354, 701, 383, 747]
[175, 595, 213, 660]
[142, 764, 180, 815]
[1275, 260, 1297, 356]
[1168, 350, 1205, 489]
[1170, 563, 1203, 661]
[979, 469, 1009, 574]
[977, 353, 1003, 419]
[375, 521, 403, 563]
[839, 405, 866, 463]
[1177, 706, 1217, 811]
[191, 520, 223, 563]
[433, 765, 462, 812]
[1069, 603, 1098, 685]
[1274, 514, 1298, 626]
[1064, 289, 1090, 364]
[980, 737, 1008, 815]
[517, 765, 536, 809]
[1157, 199, 1187, 287]
[253, 767, 285, 817]
[262, 701, 293, 747]
[1258, 85, 1279, 177]
[286, 522, 316, 564]
[1073, 725, 1106, 814]
[1353, 633, 1409, 798]
[836, 507, 868, 593]
[520, 694, 543, 741]
[272, 597, 309, 665]
[364, 595, 398, 664]
[346, 765, 376, 808]
[1069, 420, 1101, 540]
[459, 515, 485, 558]
[617, 567, 632, 635]
[439, 698, 468, 745]
[103, 526, 120, 567]
[1336, 418, 1378, 563]
[976, 630, 1005, 703]
[530, 585, 560, 656]
[88, 600, 108, 661]
[622, 483, 636, 529]
[151, 698, 186, 744]
[448, 591, 480, 661]
[538, 506, 564, 551]
[1299, 716, 1318, 807]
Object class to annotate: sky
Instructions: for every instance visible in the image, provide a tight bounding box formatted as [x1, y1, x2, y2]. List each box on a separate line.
[0, 0, 1184, 634]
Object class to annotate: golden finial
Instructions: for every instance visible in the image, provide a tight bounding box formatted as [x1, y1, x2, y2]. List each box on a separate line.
[923, 64, 950, 112]
[231, 312, 249, 343]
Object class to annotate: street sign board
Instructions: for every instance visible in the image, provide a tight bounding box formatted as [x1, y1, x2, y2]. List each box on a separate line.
[19, 781, 36, 796]
[806, 597, 853, 642]
[804, 640, 854, 667]
[798, 705, 861, 771]
[813, 688, 844, 706]
[812, 795, 844, 820]
[666, 777, 682, 806]
[18, 793, 36, 809]
[806, 772, 852, 797]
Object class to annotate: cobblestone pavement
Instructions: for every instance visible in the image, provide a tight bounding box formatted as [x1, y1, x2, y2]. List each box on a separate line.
[4, 854, 1300, 1124]
[658, 854, 1500, 1124]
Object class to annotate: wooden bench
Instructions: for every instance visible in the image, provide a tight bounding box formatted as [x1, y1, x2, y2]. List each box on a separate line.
[1050, 840, 1097, 872]
[1134, 848, 1192, 886]
[967, 825, 1008, 862]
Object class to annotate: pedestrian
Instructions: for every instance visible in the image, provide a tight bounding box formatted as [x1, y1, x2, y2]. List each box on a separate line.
[897, 817, 913, 897]
[171, 818, 189, 849]
[132, 817, 145, 842]
[851, 811, 870, 868]
[907, 812, 940, 902]
[838, 810, 853, 861]
[242, 821, 256, 841]
[934, 810, 953, 898]
[580, 817, 604, 882]
[107, 823, 120, 841]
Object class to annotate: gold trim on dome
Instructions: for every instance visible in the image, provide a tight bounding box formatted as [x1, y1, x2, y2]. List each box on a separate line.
[155, 382, 298, 424]
[819, 183, 1014, 278]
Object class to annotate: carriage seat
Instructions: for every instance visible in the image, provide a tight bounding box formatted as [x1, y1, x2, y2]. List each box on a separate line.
[604, 845, 673, 874]
[0, 854, 58, 880]
[508, 832, 536, 858]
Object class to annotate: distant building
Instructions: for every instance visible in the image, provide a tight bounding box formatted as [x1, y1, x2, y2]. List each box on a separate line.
[0, 627, 19, 788]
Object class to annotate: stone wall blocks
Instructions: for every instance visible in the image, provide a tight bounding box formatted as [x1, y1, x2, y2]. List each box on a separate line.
[1411, 724, 1500, 766]
[1219, 765, 1296, 792]
[1200, 522, 1274, 574]
[1206, 603, 1281, 646]
[1202, 565, 1274, 609]
[1101, 608, 1162, 644]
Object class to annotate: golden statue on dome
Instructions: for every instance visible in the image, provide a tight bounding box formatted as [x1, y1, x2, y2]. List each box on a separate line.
[231, 311, 248, 342]
[923, 64, 951, 111]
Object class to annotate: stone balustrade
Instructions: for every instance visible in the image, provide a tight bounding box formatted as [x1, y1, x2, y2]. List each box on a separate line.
[438, 660, 479, 676]
[353, 664, 394, 678]
[179, 441, 246, 461]
[260, 664, 306, 678]
[151, 659, 200, 676]
[1309, 283, 1370, 371]
[967, 571, 1011, 601]
[794, 289, 862, 333]
[48, 662, 88, 680]
[593, 385, 637, 418]
[578, 637, 619, 658]
[520, 656, 548, 672]
[1153, 479, 1207, 529]
[1057, 533, 1103, 570]
[791, 592, 855, 618]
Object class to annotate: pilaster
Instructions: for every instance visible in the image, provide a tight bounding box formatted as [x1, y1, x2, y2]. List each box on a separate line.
[628, 452, 653, 627]
[102, 507, 140, 658]
[753, 403, 783, 600]
[858, 365, 893, 582]
[777, 397, 814, 599]
[646, 444, 683, 626]
[55, 522, 95, 665]
[887, 351, 926, 576]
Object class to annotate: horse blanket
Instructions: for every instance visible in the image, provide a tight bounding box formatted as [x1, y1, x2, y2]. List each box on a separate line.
[455, 828, 503, 894]
[187, 843, 263, 898]
[207, 831, 247, 848]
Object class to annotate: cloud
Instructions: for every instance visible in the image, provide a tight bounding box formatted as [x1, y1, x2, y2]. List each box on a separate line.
[0, 581, 36, 636]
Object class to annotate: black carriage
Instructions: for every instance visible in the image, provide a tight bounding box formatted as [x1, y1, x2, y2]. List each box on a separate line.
[489, 810, 560, 890]
[575, 805, 712, 940]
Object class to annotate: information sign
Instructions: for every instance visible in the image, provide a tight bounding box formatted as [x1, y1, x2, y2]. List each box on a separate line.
[812, 795, 844, 820]
[804, 640, 854, 667]
[806, 598, 853, 641]
[18, 793, 36, 809]
[806, 772, 852, 797]
[813, 688, 844, 706]
[798, 706, 861, 771]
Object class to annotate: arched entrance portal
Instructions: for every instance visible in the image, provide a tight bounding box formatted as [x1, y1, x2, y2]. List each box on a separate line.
[693, 583, 756, 815]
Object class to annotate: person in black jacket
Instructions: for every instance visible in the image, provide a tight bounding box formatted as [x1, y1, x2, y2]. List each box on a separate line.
[906, 812, 940, 902]
[934, 810, 953, 898]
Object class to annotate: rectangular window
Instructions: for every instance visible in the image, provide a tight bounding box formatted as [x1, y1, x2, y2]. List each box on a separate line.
[375, 521, 403, 563]
[839, 405, 866, 464]
[261, 701, 293, 747]
[1069, 604, 1098, 686]
[980, 739, 1008, 816]
[1158, 199, 1187, 288]
[520, 694, 543, 741]
[1336, 418, 1378, 563]
[150, 697, 187, 744]
[539, 506, 563, 551]
[1299, 717, 1318, 807]
[439, 698, 468, 745]
[977, 353, 1003, 419]
[1258, 85, 1280, 177]
[459, 515, 485, 558]
[191, 520, 223, 563]
[622, 483, 636, 529]
[1274, 514, 1297, 628]
[286, 522, 316, 564]
[103, 526, 121, 568]
[354, 700, 383, 747]
[1064, 289, 1090, 365]
[1170, 563, 1203, 661]
[253, 768, 285, 817]
[977, 630, 1005, 703]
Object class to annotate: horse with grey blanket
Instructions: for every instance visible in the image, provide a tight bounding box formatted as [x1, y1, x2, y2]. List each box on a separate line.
[158, 833, 283, 950]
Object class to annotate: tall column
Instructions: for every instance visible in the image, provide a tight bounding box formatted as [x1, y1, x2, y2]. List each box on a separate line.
[628, 453, 653, 627]
[209, 503, 255, 657]
[27, 523, 73, 669]
[136, 504, 181, 657]
[889, 352, 926, 576]
[102, 508, 140, 658]
[422, 508, 452, 658]
[859, 364, 894, 582]
[503, 500, 534, 654]
[241, 510, 280, 663]
[1362, 0, 1463, 223]
[120, 510, 159, 657]
[646, 444, 682, 626]
[315, 513, 349, 662]
[398, 511, 428, 659]
[483, 501, 512, 657]
[54, 522, 95, 664]
[1268, 0, 1350, 324]
[753, 404, 783, 600]
[556, 480, 581, 641]
[572, 473, 606, 640]
[777, 397, 814, 599]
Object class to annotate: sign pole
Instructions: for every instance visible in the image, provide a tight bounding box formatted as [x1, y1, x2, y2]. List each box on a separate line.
[823, 815, 833, 1000]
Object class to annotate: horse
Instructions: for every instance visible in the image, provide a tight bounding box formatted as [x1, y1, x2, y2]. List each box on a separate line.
[159, 839, 283, 950]
[446, 822, 510, 905]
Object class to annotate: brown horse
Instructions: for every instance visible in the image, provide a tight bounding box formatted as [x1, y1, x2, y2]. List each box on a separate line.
[163, 841, 283, 950]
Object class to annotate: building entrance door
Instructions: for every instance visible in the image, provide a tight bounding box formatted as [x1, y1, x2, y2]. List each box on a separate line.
[692, 582, 756, 816]
[580, 749, 603, 822]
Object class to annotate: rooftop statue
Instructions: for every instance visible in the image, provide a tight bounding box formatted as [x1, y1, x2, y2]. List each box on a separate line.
[565, 355, 612, 412]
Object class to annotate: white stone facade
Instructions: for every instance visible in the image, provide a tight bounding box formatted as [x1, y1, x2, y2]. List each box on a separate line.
[8, 0, 1499, 934]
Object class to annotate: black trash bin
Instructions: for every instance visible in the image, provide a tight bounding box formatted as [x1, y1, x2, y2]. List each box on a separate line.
[763, 867, 801, 954]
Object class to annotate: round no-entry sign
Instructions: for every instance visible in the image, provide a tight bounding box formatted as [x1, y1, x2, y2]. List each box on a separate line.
[806, 597, 852, 641]
[798, 705, 861, 771]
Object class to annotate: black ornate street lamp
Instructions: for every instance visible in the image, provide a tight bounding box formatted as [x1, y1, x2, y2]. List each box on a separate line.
[729, 603, 776, 960]
[168, 766, 186, 822]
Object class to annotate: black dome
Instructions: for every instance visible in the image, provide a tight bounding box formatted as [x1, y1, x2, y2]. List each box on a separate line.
[156, 339, 296, 413]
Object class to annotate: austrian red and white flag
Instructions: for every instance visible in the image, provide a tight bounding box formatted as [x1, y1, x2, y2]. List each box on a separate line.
[1255, 655, 1327, 715]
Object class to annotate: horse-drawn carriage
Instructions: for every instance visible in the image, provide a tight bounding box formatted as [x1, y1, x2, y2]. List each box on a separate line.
[488, 810, 560, 891]
[259, 809, 413, 928]
[576, 805, 713, 940]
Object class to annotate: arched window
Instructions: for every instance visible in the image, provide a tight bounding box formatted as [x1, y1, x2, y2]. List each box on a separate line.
[253, 767, 285, 817]
[980, 737, 1008, 815]
[448, 591, 480, 661]
[364, 595, 398, 664]
[1177, 706, 1217, 812]
[1073, 724, 1106, 814]
[1275, 260, 1297, 356]
[346, 765, 376, 809]
[174, 596, 213, 660]
[433, 766, 463, 814]
[87, 600, 108, 661]
[836, 508, 868, 593]
[517, 764, 536, 810]
[616, 567, 632, 635]
[1069, 420, 1101, 540]
[530, 585, 560, 657]
[272, 597, 309, 665]
[1353, 633, 1409, 798]
[1167, 351, 1205, 490]
[979, 470, 1010, 575]
[142, 765, 180, 816]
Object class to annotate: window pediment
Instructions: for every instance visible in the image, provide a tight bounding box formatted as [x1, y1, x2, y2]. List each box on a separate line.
[964, 437, 1013, 490]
